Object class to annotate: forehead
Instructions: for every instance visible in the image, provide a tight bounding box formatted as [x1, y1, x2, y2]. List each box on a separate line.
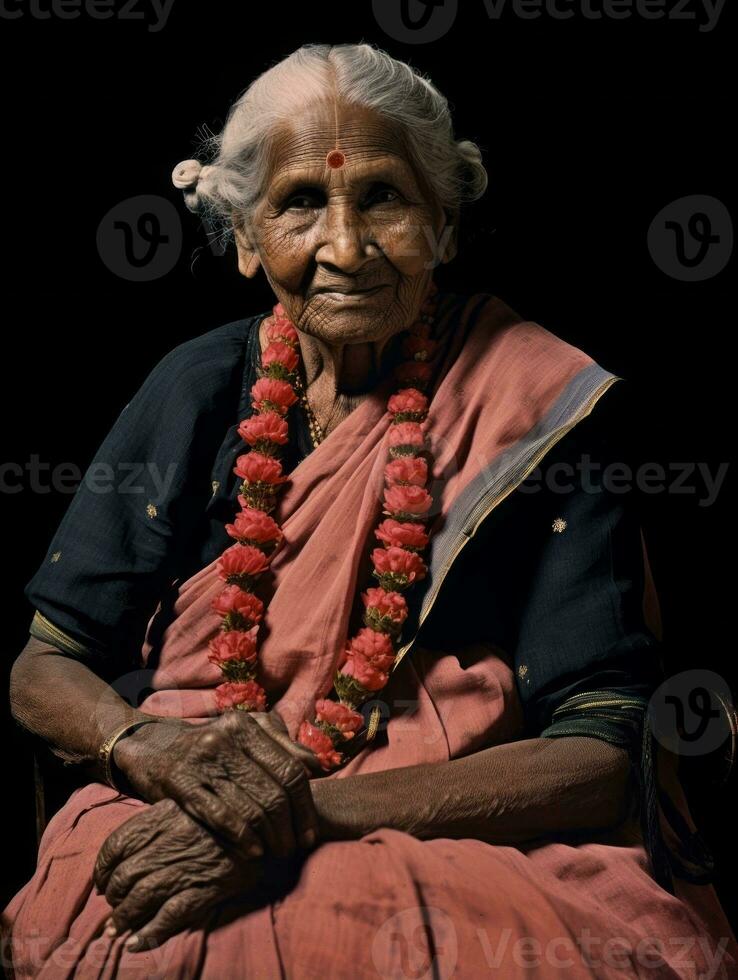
[264, 99, 418, 188]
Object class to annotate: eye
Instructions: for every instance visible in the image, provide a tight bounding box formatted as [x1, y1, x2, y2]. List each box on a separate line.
[283, 186, 325, 211]
[363, 183, 402, 208]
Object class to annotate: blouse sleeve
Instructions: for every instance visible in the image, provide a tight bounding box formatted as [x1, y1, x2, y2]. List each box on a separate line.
[420, 378, 713, 893]
[24, 320, 253, 677]
[512, 379, 663, 735]
[501, 379, 712, 893]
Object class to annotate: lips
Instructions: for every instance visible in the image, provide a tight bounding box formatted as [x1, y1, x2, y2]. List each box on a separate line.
[314, 284, 388, 297]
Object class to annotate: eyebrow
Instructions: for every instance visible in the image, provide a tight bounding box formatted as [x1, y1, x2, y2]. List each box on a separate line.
[267, 154, 416, 199]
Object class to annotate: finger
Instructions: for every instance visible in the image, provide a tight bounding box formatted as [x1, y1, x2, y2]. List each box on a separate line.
[251, 711, 326, 776]
[166, 718, 302, 859]
[178, 785, 266, 859]
[94, 804, 170, 894]
[105, 844, 174, 908]
[109, 866, 184, 937]
[122, 885, 225, 953]
[225, 714, 321, 852]
[158, 746, 267, 854]
[212, 766, 297, 860]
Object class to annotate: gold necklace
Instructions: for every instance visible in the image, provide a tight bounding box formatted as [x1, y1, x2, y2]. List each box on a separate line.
[292, 370, 325, 449]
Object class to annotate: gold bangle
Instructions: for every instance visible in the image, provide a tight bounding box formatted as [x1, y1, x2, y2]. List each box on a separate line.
[98, 719, 159, 792]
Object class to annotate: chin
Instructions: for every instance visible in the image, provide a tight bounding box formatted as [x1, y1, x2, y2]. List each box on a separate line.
[300, 301, 406, 346]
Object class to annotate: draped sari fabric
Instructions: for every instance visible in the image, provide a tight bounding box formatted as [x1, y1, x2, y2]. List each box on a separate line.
[4, 294, 736, 978]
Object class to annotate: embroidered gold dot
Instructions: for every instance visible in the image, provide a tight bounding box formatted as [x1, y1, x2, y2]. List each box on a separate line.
[211, 480, 220, 496]
[50, 551, 62, 563]
[146, 503, 158, 519]
[552, 517, 567, 534]
[518, 665, 529, 679]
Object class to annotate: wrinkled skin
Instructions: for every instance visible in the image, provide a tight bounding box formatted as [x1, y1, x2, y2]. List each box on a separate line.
[114, 708, 324, 861]
[94, 799, 264, 952]
[11, 99, 631, 952]
[98, 708, 324, 948]
[95, 100, 459, 946]
[235, 98, 457, 436]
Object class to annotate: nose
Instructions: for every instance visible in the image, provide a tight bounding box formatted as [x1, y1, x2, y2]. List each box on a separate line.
[314, 202, 379, 274]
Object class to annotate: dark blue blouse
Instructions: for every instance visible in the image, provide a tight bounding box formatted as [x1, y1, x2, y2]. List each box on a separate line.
[25, 298, 710, 893]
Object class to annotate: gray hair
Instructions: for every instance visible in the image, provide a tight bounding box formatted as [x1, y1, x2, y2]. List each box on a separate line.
[172, 43, 488, 232]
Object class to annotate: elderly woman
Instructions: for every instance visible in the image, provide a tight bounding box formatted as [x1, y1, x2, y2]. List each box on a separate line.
[4, 43, 736, 979]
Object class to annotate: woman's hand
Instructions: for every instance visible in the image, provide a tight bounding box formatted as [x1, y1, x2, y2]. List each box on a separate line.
[113, 708, 324, 860]
[93, 798, 266, 951]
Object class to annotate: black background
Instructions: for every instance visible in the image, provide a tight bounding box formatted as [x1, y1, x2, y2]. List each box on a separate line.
[1, 0, 735, 930]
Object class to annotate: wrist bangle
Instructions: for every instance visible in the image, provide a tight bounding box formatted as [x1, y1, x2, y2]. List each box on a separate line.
[98, 719, 159, 793]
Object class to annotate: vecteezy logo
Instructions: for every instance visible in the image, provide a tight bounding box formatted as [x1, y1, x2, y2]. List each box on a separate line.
[97, 194, 182, 282]
[372, 906, 458, 979]
[647, 195, 732, 282]
[648, 669, 733, 757]
[372, 0, 458, 43]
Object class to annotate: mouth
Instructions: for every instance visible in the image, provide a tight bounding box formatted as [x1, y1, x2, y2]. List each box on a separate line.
[313, 284, 389, 298]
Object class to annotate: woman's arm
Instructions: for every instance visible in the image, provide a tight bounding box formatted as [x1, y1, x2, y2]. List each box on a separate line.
[10, 636, 322, 857]
[310, 735, 633, 844]
[93, 732, 632, 949]
[10, 636, 154, 773]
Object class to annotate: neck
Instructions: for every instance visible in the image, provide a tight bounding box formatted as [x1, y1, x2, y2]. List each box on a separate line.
[260, 319, 399, 435]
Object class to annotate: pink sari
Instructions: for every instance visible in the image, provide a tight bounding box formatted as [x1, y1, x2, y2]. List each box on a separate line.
[4, 294, 736, 978]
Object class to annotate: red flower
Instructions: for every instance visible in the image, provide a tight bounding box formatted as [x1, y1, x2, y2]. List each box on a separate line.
[339, 652, 390, 693]
[215, 680, 267, 712]
[216, 545, 270, 584]
[362, 588, 408, 625]
[384, 484, 432, 518]
[211, 582, 265, 622]
[233, 452, 286, 485]
[266, 319, 299, 347]
[388, 422, 425, 452]
[371, 546, 427, 586]
[262, 341, 299, 374]
[345, 628, 395, 670]
[385, 457, 427, 487]
[375, 519, 430, 550]
[238, 412, 289, 450]
[314, 698, 364, 736]
[208, 628, 259, 667]
[226, 507, 282, 547]
[297, 720, 342, 770]
[251, 378, 298, 415]
[388, 388, 429, 417]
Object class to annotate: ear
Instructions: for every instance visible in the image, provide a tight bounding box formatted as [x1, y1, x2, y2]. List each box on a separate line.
[233, 221, 262, 279]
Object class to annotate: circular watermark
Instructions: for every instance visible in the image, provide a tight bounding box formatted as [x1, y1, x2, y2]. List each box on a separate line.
[372, 905, 458, 979]
[372, 0, 458, 43]
[647, 195, 732, 282]
[97, 194, 182, 282]
[648, 669, 733, 757]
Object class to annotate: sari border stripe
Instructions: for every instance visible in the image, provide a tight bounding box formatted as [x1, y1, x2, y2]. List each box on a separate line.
[392, 363, 622, 672]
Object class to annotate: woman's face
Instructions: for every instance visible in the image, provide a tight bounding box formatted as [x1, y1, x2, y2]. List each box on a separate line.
[236, 100, 453, 346]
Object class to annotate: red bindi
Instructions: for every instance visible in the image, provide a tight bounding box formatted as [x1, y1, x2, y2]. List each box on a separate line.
[326, 149, 346, 169]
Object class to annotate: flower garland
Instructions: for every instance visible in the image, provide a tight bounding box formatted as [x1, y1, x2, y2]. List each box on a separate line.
[209, 282, 440, 771]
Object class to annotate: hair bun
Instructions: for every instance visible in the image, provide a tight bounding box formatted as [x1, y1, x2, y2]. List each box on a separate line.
[455, 139, 488, 200]
[456, 140, 482, 165]
[171, 159, 214, 214]
[172, 159, 203, 189]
